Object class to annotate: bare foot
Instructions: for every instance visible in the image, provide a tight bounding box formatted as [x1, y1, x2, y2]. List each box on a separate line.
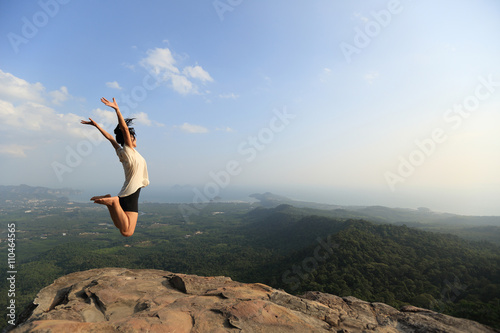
[93, 196, 118, 206]
[90, 194, 111, 201]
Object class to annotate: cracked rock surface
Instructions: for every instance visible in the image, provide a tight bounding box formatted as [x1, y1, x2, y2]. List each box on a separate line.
[10, 268, 499, 333]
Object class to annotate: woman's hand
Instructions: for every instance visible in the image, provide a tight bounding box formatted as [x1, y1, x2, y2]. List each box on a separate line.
[81, 118, 98, 127]
[101, 97, 119, 110]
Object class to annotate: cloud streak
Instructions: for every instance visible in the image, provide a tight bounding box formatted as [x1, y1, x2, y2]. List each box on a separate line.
[177, 122, 209, 134]
[219, 92, 239, 99]
[0, 144, 34, 158]
[183, 65, 213, 83]
[106, 81, 122, 90]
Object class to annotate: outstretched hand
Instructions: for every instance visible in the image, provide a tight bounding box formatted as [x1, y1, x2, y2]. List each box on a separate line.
[81, 118, 97, 127]
[101, 97, 119, 110]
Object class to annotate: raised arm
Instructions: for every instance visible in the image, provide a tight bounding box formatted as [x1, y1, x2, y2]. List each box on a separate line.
[81, 118, 120, 150]
[101, 97, 134, 148]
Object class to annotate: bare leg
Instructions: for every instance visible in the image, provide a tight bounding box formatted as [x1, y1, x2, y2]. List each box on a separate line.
[92, 196, 138, 237]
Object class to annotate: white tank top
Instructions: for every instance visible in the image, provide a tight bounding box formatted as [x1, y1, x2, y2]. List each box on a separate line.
[115, 145, 149, 197]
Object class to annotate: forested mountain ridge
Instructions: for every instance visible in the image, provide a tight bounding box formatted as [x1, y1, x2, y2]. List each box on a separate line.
[250, 192, 500, 226]
[248, 193, 500, 244]
[253, 212, 500, 328]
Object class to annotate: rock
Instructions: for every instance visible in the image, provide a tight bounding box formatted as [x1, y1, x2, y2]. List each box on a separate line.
[9, 268, 499, 333]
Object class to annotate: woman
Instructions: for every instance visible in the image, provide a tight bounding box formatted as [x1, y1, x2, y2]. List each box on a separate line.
[81, 97, 149, 237]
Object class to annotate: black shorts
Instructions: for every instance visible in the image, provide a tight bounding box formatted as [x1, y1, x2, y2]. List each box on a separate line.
[119, 188, 141, 213]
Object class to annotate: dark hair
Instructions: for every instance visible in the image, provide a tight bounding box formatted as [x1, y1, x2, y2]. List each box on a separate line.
[114, 118, 136, 146]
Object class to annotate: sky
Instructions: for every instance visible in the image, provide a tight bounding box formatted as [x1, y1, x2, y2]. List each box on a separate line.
[1, 0, 500, 215]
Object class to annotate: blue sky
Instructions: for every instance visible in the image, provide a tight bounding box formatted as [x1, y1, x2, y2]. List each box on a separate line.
[1, 0, 500, 214]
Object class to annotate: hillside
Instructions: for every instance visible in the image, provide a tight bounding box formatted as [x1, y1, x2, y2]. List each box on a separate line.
[240, 206, 500, 327]
[8, 268, 499, 332]
[0, 184, 80, 209]
[249, 193, 500, 244]
[250, 192, 500, 227]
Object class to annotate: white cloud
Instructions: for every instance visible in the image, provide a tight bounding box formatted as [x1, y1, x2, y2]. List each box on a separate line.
[0, 99, 86, 141]
[106, 81, 122, 90]
[0, 99, 15, 120]
[130, 111, 166, 127]
[140, 47, 180, 76]
[0, 70, 93, 159]
[216, 126, 234, 132]
[178, 122, 208, 134]
[0, 69, 74, 106]
[354, 12, 369, 23]
[183, 65, 213, 82]
[219, 93, 239, 99]
[131, 112, 151, 126]
[364, 71, 379, 84]
[262, 74, 272, 86]
[92, 108, 117, 126]
[49, 86, 70, 105]
[122, 62, 135, 71]
[138, 47, 213, 95]
[86, 110, 163, 134]
[0, 69, 45, 103]
[171, 74, 194, 95]
[0, 144, 33, 158]
[320, 68, 332, 83]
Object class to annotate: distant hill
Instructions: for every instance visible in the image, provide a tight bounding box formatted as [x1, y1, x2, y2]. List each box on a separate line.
[250, 192, 500, 227]
[250, 192, 347, 210]
[0, 184, 81, 207]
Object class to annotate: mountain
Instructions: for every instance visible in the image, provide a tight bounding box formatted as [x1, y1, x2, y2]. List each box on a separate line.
[0, 184, 81, 207]
[8, 268, 499, 333]
[250, 192, 500, 227]
[228, 205, 500, 328]
[250, 192, 347, 210]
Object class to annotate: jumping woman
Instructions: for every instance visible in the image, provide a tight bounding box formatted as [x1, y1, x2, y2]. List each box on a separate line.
[81, 97, 149, 237]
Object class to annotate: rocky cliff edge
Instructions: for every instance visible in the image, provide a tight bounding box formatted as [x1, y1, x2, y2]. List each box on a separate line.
[9, 268, 499, 333]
